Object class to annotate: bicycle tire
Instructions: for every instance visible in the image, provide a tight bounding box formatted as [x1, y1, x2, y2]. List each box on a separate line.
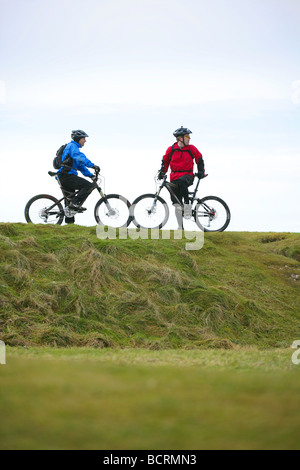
[131, 194, 169, 229]
[24, 194, 64, 225]
[94, 194, 132, 227]
[194, 196, 231, 232]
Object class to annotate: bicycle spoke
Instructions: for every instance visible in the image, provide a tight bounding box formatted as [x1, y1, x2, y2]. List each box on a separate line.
[195, 197, 230, 232]
[132, 195, 169, 229]
[95, 195, 131, 227]
[25, 196, 64, 225]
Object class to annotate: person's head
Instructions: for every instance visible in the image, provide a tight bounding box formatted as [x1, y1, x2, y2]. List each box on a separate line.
[173, 126, 192, 148]
[71, 129, 89, 146]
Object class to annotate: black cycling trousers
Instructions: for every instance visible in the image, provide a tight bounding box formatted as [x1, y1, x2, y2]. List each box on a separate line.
[59, 174, 94, 205]
[170, 174, 194, 205]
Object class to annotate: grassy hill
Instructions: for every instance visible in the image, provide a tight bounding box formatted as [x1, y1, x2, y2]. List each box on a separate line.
[1, 223, 300, 450]
[0, 223, 299, 349]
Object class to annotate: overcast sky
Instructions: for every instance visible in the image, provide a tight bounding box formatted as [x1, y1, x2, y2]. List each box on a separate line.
[1, 0, 299, 231]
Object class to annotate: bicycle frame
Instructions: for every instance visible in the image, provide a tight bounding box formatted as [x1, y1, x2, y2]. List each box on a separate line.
[151, 174, 216, 226]
[156, 174, 202, 207]
[46, 170, 114, 216]
[132, 173, 230, 231]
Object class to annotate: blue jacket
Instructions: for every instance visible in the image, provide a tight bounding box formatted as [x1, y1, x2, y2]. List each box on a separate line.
[58, 140, 94, 177]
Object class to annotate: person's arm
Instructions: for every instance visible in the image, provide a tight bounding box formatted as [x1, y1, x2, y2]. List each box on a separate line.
[162, 146, 172, 174]
[77, 162, 94, 178]
[157, 147, 172, 179]
[68, 145, 96, 177]
[191, 145, 205, 176]
[69, 146, 95, 168]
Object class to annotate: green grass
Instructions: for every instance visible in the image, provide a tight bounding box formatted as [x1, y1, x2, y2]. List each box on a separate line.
[0, 223, 299, 349]
[1, 223, 300, 449]
[1, 347, 299, 450]
[5, 345, 296, 370]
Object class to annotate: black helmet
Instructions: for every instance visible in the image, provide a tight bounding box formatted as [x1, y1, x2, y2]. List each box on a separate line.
[71, 129, 89, 143]
[173, 126, 192, 138]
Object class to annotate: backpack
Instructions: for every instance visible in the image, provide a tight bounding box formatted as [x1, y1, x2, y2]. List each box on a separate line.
[168, 144, 195, 163]
[53, 144, 72, 170]
[167, 144, 195, 172]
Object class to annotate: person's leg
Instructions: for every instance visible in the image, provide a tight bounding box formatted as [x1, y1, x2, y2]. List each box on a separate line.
[170, 175, 194, 225]
[65, 216, 75, 224]
[59, 174, 94, 206]
[169, 180, 184, 229]
[58, 178, 76, 224]
[176, 175, 194, 218]
[174, 205, 184, 229]
[176, 175, 193, 204]
[72, 178, 94, 205]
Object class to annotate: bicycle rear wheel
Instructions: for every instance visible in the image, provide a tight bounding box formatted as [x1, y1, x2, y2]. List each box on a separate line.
[94, 194, 131, 227]
[24, 194, 64, 225]
[194, 196, 231, 232]
[131, 194, 169, 229]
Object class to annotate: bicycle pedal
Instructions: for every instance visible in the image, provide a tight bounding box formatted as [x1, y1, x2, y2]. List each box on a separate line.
[64, 209, 76, 218]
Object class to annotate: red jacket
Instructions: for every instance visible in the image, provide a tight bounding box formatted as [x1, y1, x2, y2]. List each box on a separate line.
[162, 143, 204, 182]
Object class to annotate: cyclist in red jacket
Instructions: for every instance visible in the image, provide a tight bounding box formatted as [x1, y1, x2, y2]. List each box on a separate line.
[158, 126, 205, 228]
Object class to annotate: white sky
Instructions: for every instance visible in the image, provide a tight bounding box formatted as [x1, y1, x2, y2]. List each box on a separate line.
[1, 0, 299, 231]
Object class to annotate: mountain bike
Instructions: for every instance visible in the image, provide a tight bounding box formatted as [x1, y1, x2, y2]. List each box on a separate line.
[131, 174, 231, 232]
[24, 169, 132, 227]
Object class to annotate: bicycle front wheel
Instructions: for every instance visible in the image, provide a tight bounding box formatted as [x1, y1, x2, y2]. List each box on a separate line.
[24, 194, 64, 225]
[94, 194, 131, 227]
[195, 196, 231, 232]
[131, 194, 169, 229]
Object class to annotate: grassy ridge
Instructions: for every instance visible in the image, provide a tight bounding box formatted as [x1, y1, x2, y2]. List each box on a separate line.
[0, 223, 299, 348]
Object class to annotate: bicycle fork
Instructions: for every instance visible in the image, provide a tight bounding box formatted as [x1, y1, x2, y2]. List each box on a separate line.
[148, 191, 162, 214]
[96, 187, 116, 216]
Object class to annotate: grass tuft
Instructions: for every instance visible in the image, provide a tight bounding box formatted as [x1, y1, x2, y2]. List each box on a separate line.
[0, 223, 299, 349]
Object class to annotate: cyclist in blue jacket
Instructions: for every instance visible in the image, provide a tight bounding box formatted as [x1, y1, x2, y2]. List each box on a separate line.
[58, 130, 100, 217]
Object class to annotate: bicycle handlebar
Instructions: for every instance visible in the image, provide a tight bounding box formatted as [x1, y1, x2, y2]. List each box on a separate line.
[48, 168, 101, 180]
[195, 173, 208, 179]
[157, 172, 208, 182]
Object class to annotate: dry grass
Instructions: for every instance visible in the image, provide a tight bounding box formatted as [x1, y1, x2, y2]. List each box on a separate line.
[0, 223, 299, 349]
